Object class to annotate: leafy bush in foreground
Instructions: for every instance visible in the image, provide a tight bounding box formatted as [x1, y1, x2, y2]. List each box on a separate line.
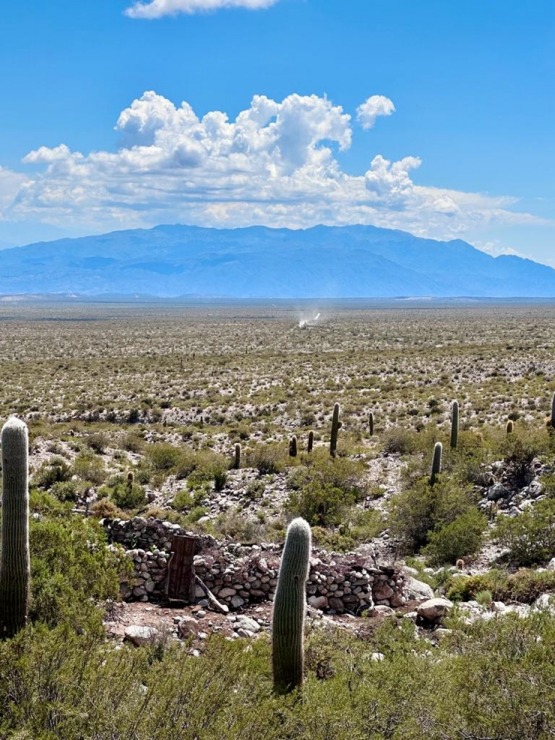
[0, 614, 555, 738]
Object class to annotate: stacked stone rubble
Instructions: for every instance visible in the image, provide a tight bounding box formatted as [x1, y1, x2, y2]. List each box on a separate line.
[111, 518, 405, 613]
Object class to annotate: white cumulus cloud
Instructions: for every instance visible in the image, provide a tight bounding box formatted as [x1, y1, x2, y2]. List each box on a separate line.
[0, 91, 544, 243]
[357, 95, 396, 130]
[125, 0, 278, 19]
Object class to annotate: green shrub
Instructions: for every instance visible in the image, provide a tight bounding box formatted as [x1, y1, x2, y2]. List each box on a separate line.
[389, 477, 478, 554]
[100, 476, 146, 510]
[32, 456, 72, 489]
[30, 516, 128, 627]
[382, 427, 418, 455]
[171, 489, 195, 511]
[494, 499, 555, 566]
[86, 432, 109, 453]
[247, 444, 288, 475]
[72, 451, 107, 485]
[286, 453, 367, 527]
[423, 508, 487, 565]
[49, 480, 79, 502]
[447, 568, 555, 604]
[147, 442, 183, 472]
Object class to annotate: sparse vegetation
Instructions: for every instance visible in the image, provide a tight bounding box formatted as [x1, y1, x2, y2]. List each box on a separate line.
[0, 301, 555, 736]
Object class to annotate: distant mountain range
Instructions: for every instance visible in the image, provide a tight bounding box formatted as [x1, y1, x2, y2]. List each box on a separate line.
[0, 224, 553, 298]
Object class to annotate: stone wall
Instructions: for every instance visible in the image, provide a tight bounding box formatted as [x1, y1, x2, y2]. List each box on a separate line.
[105, 517, 405, 614]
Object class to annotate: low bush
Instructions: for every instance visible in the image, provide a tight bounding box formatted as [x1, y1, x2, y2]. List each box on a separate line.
[446, 568, 555, 604]
[494, 499, 555, 566]
[388, 477, 479, 555]
[423, 508, 487, 565]
[32, 456, 72, 489]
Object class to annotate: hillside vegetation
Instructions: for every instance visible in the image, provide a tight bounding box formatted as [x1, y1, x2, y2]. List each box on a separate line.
[0, 301, 554, 738]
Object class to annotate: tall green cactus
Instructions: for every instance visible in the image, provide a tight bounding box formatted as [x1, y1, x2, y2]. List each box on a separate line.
[329, 402, 341, 458]
[307, 430, 314, 453]
[368, 411, 374, 437]
[0, 417, 30, 638]
[450, 400, 459, 449]
[551, 391, 555, 428]
[430, 441, 442, 486]
[272, 517, 311, 694]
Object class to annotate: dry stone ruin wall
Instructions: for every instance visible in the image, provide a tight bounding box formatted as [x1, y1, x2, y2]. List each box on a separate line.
[103, 517, 406, 614]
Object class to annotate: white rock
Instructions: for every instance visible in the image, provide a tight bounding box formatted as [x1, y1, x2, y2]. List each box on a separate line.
[416, 598, 453, 623]
[405, 577, 434, 600]
[123, 625, 160, 647]
[235, 615, 261, 633]
[308, 595, 328, 610]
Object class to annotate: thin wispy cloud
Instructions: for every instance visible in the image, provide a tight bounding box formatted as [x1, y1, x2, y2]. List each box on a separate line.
[1, 91, 542, 240]
[125, 0, 279, 19]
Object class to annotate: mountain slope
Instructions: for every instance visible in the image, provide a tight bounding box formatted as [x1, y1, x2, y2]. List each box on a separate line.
[0, 224, 553, 298]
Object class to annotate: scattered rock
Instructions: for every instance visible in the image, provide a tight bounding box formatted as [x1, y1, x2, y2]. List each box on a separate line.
[123, 625, 160, 647]
[416, 598, 453, 624]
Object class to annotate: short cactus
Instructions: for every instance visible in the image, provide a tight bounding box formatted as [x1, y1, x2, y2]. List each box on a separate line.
[430, 441, 442, 486]
[506, 420, 514, 434]
[368, 411, 374, 437]
[233, 443, 241, 470]
[329, 403, 341, 458]
[0, 417, 30, 638]
[289, 435, 298, 458]
[450, 400, 459, 449]
[307, 430, 314, 453]
[272, 517, 311, 694]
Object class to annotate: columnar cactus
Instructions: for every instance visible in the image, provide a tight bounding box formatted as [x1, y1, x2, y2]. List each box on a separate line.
[506, 420, 514, 434]
[272, 517, 311, 694]
[430, 441, 442, 486]
[307, 430, 314, 453]
[233, 443, 241, 470]
[368, 411, 374, 437]
[329, 402, 341, 458]
[450, 400, 459, 449]
[289, 435, 298, 458]
[0, 417, 30, 638]
[551, 392, 555, 428]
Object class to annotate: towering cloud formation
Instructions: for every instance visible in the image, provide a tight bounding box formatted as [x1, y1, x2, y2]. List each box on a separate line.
[0, 91, 538, 240]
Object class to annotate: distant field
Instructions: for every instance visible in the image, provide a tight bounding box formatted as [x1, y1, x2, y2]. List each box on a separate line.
[2, 301, 554, 437]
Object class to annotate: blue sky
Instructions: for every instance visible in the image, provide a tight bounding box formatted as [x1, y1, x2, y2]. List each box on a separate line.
[0, 0, 553, 265]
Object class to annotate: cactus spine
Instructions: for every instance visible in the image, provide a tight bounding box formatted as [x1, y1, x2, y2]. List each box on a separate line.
[430, 441, 442, 486]
[368, 411, 374, 437]
[329, 402, 341, 458]
[233, 443, 241, 470]
[289, 435, 298, 458]
[0, 417, 30, 638]
[272, 517, 311, 694]
[450, 400, 459, 449]
[307, 430, 314, 453]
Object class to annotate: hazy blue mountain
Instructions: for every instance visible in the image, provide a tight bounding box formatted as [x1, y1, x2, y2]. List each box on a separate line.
[0, 224, 553, 298]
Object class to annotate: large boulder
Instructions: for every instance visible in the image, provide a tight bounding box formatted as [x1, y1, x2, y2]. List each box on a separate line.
[416, 598, 453, 624]
[404, 576, 434, 600]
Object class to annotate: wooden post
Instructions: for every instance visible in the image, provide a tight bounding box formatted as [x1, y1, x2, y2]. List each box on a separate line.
[166, 534, 197, 604]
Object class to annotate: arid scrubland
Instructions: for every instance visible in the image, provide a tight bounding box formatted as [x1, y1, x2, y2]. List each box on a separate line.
[1, 300, 555, 738]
